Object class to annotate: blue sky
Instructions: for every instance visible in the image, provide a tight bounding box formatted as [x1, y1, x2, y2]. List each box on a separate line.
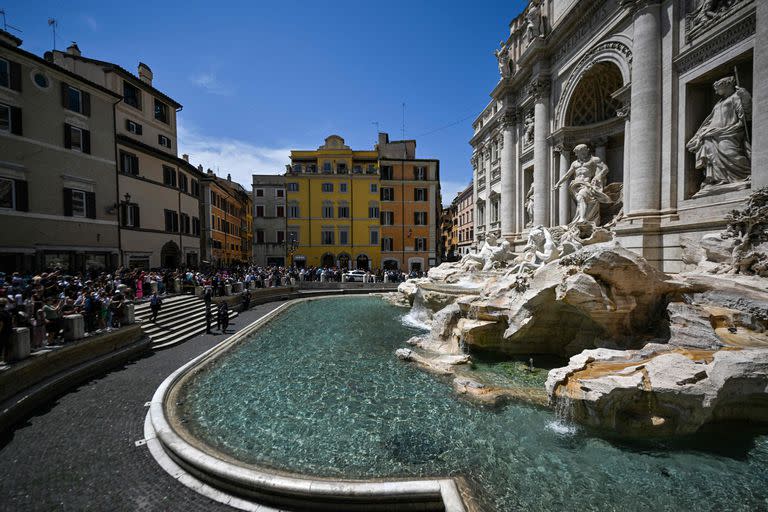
[8, 0, 526, 204]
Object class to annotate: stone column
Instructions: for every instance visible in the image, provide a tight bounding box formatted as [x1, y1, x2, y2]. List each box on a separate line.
[628, 0, 661, 215]
[500, 111, 518, 238]
[753, 0, 768, 188]
[531, 78, 551, 226]
[555, 145, 571, 225]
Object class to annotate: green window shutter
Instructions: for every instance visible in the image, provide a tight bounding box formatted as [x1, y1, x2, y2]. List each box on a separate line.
[9, 61, 21, 91]
[63, 123, 72, 149]
[81, 91, 91, 116]
[82, 129, 91, 154]
[14, 180, 28, 211]
[61, 82, 69, 109]
[63, 188, 73, 216]
[86, 192, 96, 219]
[10, 106, 22, 135]
[134, 205, 141, 228]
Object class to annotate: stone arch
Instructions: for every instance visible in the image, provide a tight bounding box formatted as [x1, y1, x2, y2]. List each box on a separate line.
[554, 41, 632, 130]
[321, 252, 335, 268]
[565, 62, 624, 126]
[338, 252, 350, 269]
[383, 258, 399, 270]
[160, 240, 180, 268]
[355, 254, 370, 270]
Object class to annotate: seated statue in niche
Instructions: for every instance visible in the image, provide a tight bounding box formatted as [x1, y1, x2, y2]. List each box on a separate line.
[523, 114, 535, 145]
[552, 144, 612, 225]
[686, 76, 751, 194]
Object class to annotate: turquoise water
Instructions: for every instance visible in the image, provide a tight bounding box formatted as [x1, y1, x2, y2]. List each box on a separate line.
[178, 297, 768, 511]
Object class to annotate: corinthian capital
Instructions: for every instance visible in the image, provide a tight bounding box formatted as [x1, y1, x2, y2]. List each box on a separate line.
[528, 77, 551, 101]
[500, 110, 517, 129]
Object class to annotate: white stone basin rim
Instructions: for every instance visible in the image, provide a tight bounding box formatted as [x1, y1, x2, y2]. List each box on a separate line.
[148, 297, 467, 511]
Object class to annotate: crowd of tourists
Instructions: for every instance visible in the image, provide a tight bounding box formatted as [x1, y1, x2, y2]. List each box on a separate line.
[0, 263, 426, 362]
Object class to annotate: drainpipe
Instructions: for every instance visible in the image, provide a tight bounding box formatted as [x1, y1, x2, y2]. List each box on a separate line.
[112, 98, 123, 268]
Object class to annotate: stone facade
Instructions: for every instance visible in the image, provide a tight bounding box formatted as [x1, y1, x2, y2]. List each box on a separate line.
[252, 174, 287, 266]
[455, 183, 474, 257]
[0, 32, 120, 273]
[471, 0, 764, 272]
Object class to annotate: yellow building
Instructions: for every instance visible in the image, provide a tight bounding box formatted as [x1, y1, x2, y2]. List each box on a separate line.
[286, 135, 380, 270]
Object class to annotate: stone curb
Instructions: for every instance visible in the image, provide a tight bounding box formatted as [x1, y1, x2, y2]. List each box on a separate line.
[147, 296, 467, 511]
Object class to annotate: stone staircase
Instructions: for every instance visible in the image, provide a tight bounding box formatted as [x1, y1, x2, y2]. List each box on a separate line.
[134, 295, 238, 349]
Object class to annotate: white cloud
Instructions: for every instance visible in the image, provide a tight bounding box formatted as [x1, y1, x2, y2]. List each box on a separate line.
[439, 179, 472, 207]
[190, 72, 233, 96]
[82, 15, 100, 32]
[177, 123, 292, 188]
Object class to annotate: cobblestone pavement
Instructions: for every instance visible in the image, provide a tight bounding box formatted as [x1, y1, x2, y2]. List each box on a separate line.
[0, 300, 289, 512]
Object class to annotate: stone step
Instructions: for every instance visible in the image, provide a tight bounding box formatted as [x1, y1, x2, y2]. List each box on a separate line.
[150, 311, 239, 349]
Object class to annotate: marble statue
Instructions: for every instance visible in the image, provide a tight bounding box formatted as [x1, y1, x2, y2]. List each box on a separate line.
[552, 144, 612, 225]
[460, 232, 513, 272]
[495, 42, 511, 78]
[523, 114, 534, 145]
[686, 76, 752, 192]
[508, 225, 559, 276]
[524, 183, 534, 228]
[525, 1, 542, 43]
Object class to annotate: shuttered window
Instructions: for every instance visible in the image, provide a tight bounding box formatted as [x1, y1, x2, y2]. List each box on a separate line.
[61, 83, 90, 115]
[0, 58, 21, 91]
[63, 188, 95, 219]
[64, 124, 91, 154]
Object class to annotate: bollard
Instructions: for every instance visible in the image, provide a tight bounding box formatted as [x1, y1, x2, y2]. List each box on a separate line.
[342, 274, 347, 283]
[224, 284, 232, 296]
[174, 278, 182, 293]
[123, 303, 135, 325]
[290, 277, 296, 286]
[384, 274, 389, 283]
[7, 327, 31, 362]
[63, 314, 85, 341]
[232, 282, 243, 293]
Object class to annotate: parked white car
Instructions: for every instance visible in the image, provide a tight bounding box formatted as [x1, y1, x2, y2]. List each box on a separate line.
[343, 269, 367, 282]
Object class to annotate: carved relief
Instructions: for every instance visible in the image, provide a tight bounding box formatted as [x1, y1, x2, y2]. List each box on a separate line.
[685, 0, 751, 43]
[528, 77, 551, 101]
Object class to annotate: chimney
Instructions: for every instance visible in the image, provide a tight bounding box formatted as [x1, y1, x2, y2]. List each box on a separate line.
[378, 132, 390, 146]
[67, 42, 81, 56]
[227, 173, 231, 181]
[138, 62, 153, 85]
[182, 154, 189, 162]
[197, 165, 204, 172]
[0, 29, 22, 48]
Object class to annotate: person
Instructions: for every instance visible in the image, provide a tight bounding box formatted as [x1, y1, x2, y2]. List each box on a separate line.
[219, 301, 229, 333]
[149, 292, 162, 322]
[242, 290, 251, 311]
[0, 298, 13, 362]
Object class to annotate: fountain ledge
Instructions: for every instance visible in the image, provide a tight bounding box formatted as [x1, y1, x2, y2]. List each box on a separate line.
[145, 296, 467, 512]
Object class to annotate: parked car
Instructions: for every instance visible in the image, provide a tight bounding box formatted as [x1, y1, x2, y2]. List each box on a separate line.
[343, 269, 367, 282]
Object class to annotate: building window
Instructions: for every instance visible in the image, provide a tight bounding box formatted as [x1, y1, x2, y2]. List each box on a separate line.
[337, 163, 347, 174]
[414, 212, 427, 225]
[192, 216, 200, 236]
[370, 229, 379, 245]
[178, 173, 188, 193]
[0, 103, 21, 135]
[287, 230, 299, 243]
[477, 205, 485, 224]
[154, 99, 169, 123]
[123, 80, 141, 109]
[163, 166, 177, 187]
[381, 187, 394, 201]
[64, 124, 90, 154]
[158, 134, 172, 148]
[353, 165, 362, 174]
[62, 84, 90, 115]
[71, 189, 87, 217]
[288, 205, 300, 218]
[0, 58, 8, 88]
[120, 151, 139, 175]
[277, 230, 285, 244]
[255, 205, 264, 217]
[287, 182, 299, 192]
[126, 119, 143, 135]
[370, 183, 378, 193]
[322, 183, 333, 193]
[339, 229, 349, 245]
[191, 179, 200, 197]
[322, 205, 334, 218]
[321, 230, 334, 245]
[276, 205, 285, 217]
[381, 237, 393, 251]
[255, 188, 264, 197]
[256, 229, 265, 243]
[292, 163, 302, 173]
[276, 188, 285, 198]
[414, 188, 428, 201]
[415, 238, 428, 251]
[368, 206, 379, 219]
[121, 203, 139, 227]
[307, 164, 317, 173]
[0, 178, 26, 210]
[381, 166, 393, 180]
[164, 209, 179, 232]
[322, 161, 332, 173]
[338, 206, 350, 218]
[381, 211, 394, 225]
[414, 166, 427, 180]
[491, 199, 499, 223]
[340, 183, 348, 193]
[181, 213, 191, 234]
[367, 164, 377, 174]
[0, 178, 13, 209]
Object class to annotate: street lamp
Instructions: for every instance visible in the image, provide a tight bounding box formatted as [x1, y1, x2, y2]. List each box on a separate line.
[286, 235, 298, 267]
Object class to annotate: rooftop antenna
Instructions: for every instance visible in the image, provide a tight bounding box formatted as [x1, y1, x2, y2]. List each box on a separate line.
[0, 10, 22, 34]
[47, 17, 57, 50]
[401, 102, 406, 139]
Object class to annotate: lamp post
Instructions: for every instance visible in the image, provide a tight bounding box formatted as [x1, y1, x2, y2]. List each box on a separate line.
[286, 235, 298, 267]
